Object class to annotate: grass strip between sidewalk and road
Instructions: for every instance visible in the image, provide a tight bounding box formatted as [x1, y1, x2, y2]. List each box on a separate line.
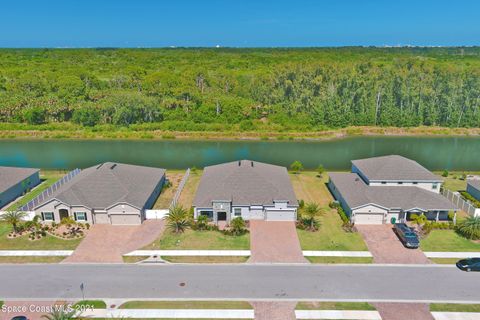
[0, 256, 66, 264]
[306, 256, 373, 264]
[296, 301, 376, 310]
[430, 303, 480, 312]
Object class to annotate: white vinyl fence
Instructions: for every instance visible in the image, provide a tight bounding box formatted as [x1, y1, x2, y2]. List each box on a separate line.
[443, 189, 480, 217]
[145, 209, 169, 220]
[170, 168, 190, 208]
[20, 168, 81, 211]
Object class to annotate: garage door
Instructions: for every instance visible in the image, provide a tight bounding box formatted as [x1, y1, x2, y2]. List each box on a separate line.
[109, 214, 142, 225]
[265, 210, 296, 221]
[354, 213, 384, 225]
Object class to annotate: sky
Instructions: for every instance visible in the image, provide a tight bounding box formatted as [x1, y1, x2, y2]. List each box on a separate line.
[0, 0, 479, 48]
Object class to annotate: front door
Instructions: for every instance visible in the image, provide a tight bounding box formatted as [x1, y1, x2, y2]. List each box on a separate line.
[217, 211, 227, 221]
[59, 209, 69, 221]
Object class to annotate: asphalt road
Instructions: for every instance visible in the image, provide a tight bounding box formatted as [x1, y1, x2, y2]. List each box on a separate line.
[0, 264, 479, 302]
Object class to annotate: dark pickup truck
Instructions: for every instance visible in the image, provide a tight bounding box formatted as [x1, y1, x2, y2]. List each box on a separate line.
[393, 223, 420, 249]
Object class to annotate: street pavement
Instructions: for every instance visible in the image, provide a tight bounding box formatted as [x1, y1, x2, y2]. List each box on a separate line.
[0, 264, 478, 302]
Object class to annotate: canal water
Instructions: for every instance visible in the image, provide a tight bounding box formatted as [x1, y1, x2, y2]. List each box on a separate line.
[0, 136, 478, 170]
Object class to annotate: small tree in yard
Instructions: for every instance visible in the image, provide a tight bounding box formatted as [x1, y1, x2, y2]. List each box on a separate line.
[41, 305, 78, 320]
[166, 205, 190, 234]
[302, 202, 324, 231]
[229, 217, 247, 236]
[456, 216, 480, 240]
[290, 160, 304, 174]
[1, 210, 27, 234]
[442, 169, 449, 177]
[316, 164, 325, 178]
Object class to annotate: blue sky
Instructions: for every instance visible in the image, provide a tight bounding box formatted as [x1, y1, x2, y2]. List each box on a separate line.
[0, 0, 479, 47]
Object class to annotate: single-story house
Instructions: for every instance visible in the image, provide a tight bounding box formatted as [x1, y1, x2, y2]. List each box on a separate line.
[328, 155, 457, 225]
[193, 160, 298, 223]
[351, 155, 443, 193]
[32, 162, 166, 225]
[467, 179, 480, 202]
[0, 166, 40, 209]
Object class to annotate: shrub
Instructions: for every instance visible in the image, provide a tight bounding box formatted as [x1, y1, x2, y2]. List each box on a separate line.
[299, 202, 324, 231]
[60, 217, 76, 226]
[442, 169, 449, 177]
[298, 199, 305, 209]
[456, 216, 480, 240]
[194, 215, 209, 231]
[337, 207, 349, 224]
[448, 211, 456, 221]
[410, 213, 427, 225]
[228, 217, 247, 236]
[290, 160, 304, 174]
[165, 205, 190, 233]
[316, 164, 325, 178]
[329, 201, 340, 209]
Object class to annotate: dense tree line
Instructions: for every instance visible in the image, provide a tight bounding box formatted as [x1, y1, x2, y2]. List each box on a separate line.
[0, 47, 479, 131]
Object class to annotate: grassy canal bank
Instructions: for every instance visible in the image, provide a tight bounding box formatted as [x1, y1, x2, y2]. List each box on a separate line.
[0, 123, 479, 141]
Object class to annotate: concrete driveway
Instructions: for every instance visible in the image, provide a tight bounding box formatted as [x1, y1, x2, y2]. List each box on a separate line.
[62, 220, 164, 263]
[248, 221, 307, 263]
[356, 224, 430, 264]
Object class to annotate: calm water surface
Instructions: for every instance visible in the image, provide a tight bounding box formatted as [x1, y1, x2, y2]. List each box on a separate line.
[0, 136, 478, 170]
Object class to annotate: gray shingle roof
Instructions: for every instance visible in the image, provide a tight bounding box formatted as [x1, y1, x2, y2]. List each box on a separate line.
[468, 179, 480, 192]
[193, 160, 298, 207]
[35, 162, 165, 210]
[0, 166, 39, 193]
[352, 155, 441, 182]
[329, 172, 456, 211]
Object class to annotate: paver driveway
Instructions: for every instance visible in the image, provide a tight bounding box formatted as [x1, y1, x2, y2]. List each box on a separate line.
[373, 303, 434, 320]
[248, 220, 307, 263]
[250, 301, 296, 320]
[62, 220, 164, 263]
[356, 224, 430, 264]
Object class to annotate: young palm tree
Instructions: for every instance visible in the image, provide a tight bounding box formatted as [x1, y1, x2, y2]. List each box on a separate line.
[41, 305, 78, 320]
[456, 216, 480, 240]
[303, 202, 324, 231]
[0, 210, 27, 233]
[166, 205, 190, 233]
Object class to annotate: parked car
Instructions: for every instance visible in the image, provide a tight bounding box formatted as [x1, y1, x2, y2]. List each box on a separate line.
[11, 316, 28, 320]
[393, 223, 420, 248]
[456, 258, 480, 272]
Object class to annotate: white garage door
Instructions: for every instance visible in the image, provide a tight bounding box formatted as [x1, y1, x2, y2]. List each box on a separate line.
[265, 210, 296, 221]
[354, 213, 384, 225]
[110, 214, 142, 225]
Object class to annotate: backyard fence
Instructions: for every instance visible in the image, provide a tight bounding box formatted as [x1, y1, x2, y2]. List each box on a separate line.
[442, 189, 480, 217]
[20, 168, 81, 211]
[170, 168, 190, 209]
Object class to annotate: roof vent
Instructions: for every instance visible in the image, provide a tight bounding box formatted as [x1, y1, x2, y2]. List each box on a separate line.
[251, 161, 254, 167]
[238, 160, 241, 166]
[110, 164, 117, 170]
[96, 163, 104, 169]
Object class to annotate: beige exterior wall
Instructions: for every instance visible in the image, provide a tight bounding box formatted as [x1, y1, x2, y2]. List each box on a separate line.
[34, 200, 93, 223]
[369, 181, 441, 193]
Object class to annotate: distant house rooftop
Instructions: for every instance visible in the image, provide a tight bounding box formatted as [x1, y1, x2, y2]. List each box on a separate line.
[193, 160, 298, 208]
[0, 166, 40, 193]
[352, 155, 441, 182]
[33, 162, 165, 210]
[329, 172, 455, 211]
[468, 179, 480, 191]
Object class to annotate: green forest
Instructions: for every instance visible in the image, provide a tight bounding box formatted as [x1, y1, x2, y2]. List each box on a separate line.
[0, 47, 479, 133]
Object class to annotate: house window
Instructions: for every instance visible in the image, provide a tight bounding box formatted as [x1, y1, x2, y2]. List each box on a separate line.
[74, 212, 87, 222]
[234, 208, 242, 217]
[200, 211, 213, 219]
[42, 212, 54, 221]
[433, 183, 438, 190]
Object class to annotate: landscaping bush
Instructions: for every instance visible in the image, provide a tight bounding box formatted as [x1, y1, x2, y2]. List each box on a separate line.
[460, 191, 480, 208]
[456, 216, 480, 240]
[298, 202, 324, 232]
[226, 217, 248, 236]
[298, 199, 305, 209]
[336, 207, 349, 224]
[442, 169, 449, 177]
[192, 215, 209, 231]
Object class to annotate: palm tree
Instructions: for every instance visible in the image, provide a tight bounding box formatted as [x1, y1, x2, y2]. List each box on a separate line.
[456, 216, 480, 240]
[166, 205, 190, 233]
[41, 305, 78, 320]
[230, 217, 247, 236]
[0, 210, 27, 233]
[303, 202, 324, 231]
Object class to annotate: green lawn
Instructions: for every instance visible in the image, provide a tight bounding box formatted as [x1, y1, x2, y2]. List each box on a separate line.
[437, 171, 480, 192]
[290, 172, 368, 251]
[306, 256, 373, 264]
[119, 301, 252, 309]
[7, 170, 67, 210]
[429, 258, 461, 264]
[0, 256, 66, 263]
[296, 301, 376, 310]
[143, 229, 250, 250]
[0, 222, 82, 250]
[162, 256, 248, 263]
[73, 300, 107, 309]
[420, 230, 480, 252]
[430, 303, 480, 312]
